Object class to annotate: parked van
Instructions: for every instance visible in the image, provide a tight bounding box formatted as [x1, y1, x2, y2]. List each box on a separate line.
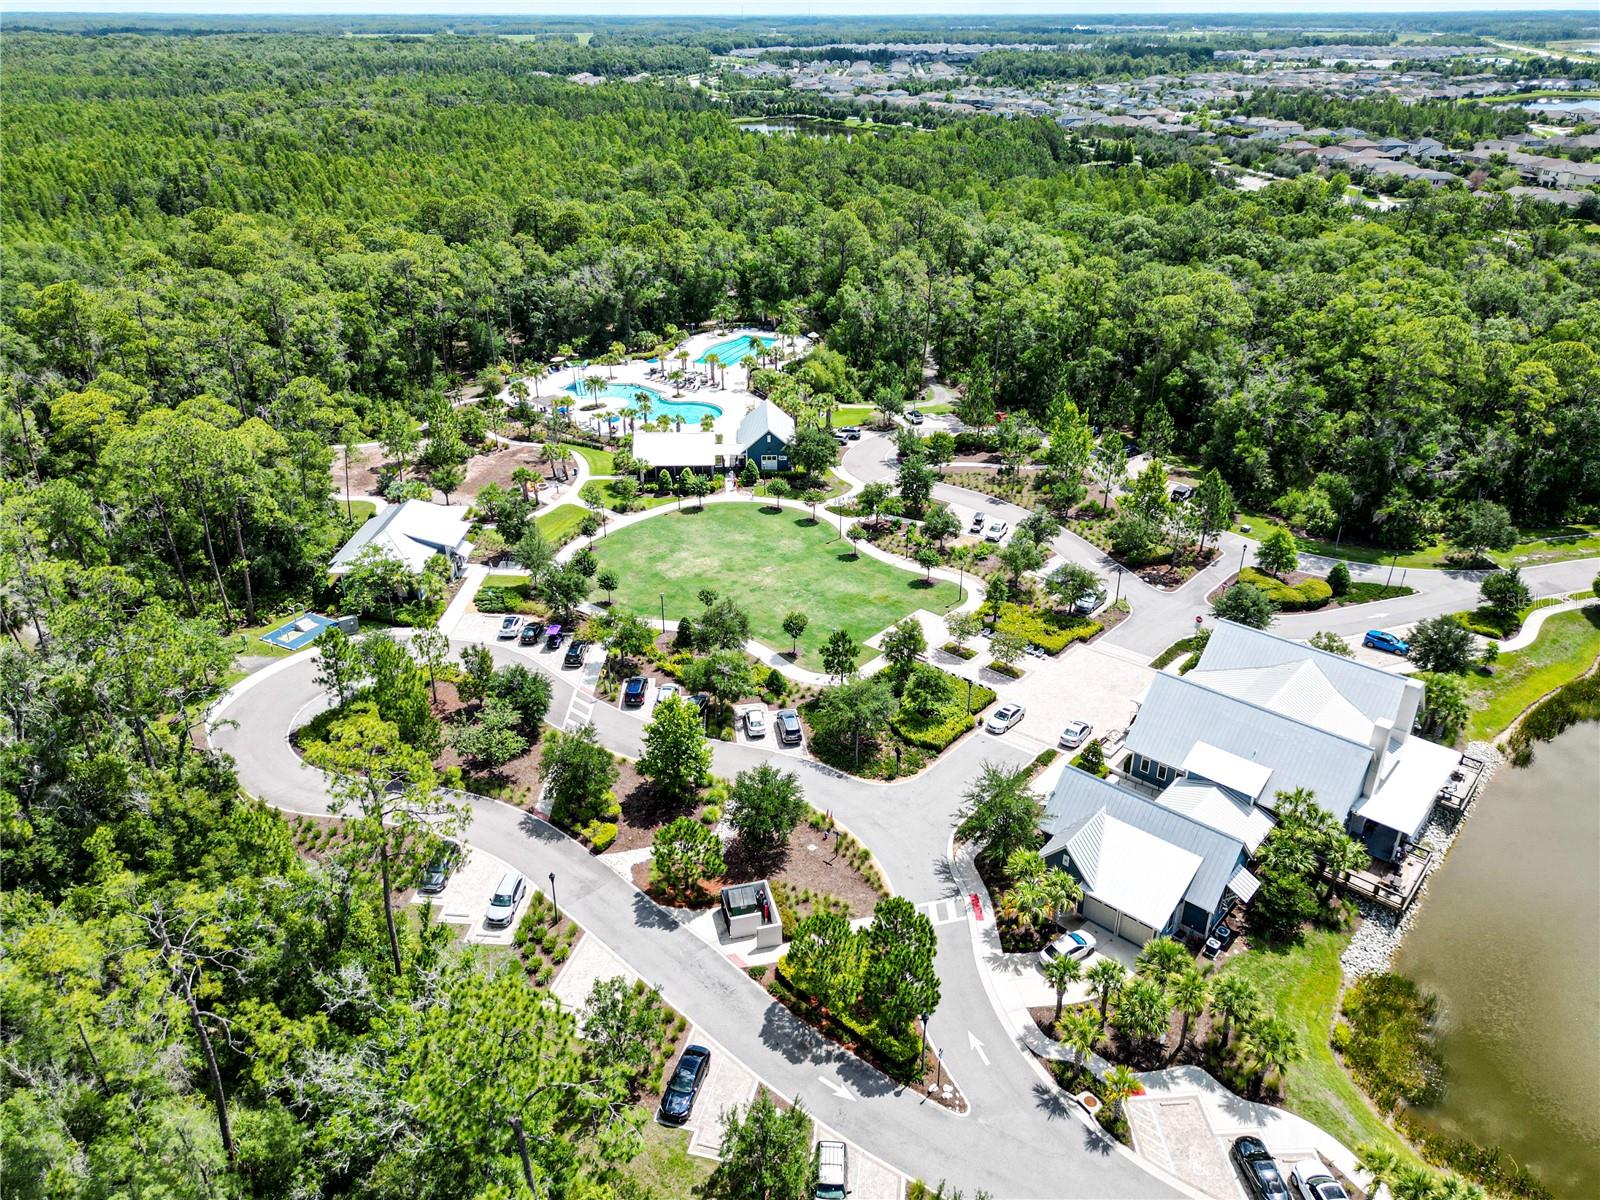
[815, 1141, 848, 1200]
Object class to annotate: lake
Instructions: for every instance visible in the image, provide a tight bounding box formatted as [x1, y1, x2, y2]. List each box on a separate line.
[1395, 723, 1600, 1199]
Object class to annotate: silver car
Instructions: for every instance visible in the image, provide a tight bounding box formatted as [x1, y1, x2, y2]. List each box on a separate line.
[484, 870, 527, 928]
[1059, 720, 1093, 749]
[984, 702, 1025, 734]
[744, 708, 768, 739]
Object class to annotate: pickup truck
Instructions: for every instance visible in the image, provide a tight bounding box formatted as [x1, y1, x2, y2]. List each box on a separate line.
[815, 1141, 848, 1200]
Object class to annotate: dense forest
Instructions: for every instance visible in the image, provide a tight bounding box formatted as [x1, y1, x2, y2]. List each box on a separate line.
[2, 27, 1599, 1198]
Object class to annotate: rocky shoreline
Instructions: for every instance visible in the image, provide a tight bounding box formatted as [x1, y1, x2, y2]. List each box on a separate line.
[1341, 740, 1504, 978]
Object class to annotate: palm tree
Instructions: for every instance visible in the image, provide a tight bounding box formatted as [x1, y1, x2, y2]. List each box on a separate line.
[633, 389, 655, 426]
[1322, 835, 1369, 903]
[1101, 1064, 1142, 1123]
[582, 374, 606, 407]
[1086, 958, 1125, 1028]
[705, 352, 722, 388]
[1042, 954, 1084, 1020]
[1355, 1144, 1403, 1198]
[1210, 974, 1261, 1052]
[510, 466, 536, 503]
[607, 340, 626, 377]
[1435, 1175, 1484, 1200]
[1394, 1166, 1444, 1200]
[1134, 936, 1189, 985]
[1169, 966, 1210, 1062]
[1057, 1007, 1100, 1068]
[1004, 847, 1046, 883]
[540, 442, 560, 479]
[1240, 1014, 1302, 1099]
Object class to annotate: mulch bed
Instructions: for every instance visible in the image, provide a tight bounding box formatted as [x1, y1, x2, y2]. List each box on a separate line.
[329, 442, 570, 505]
[606, 759, 672, 853]
[430, 679, 547, 801]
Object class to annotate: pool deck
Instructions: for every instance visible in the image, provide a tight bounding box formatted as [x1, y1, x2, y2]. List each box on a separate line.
[501, 328, 812, 450]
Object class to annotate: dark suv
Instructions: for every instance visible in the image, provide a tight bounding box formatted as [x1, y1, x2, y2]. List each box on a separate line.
[563, 640, 588, 668]
[775, 708, 803, 745]
[518, 624, 541, 646]
[623, 676, 648, 706]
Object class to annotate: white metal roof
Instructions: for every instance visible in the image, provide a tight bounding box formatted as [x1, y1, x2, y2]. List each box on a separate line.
[1196, 620, 1412, 727]
[1065, 809, 1202, 932]
[1154, 777, 1276, 851]
[1180, 742, 1275, 801]
[1227, 864, 1261, 903]
[1126, 672, 1374, 822]
[735, 399, 795, 452]
[1352, 735, 1462, 838]
[329, 500, 472, 575]
[630, 431, 723, 471]
[1188, 659, 1375, 743]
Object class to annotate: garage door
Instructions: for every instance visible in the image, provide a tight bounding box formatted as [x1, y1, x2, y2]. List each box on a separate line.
[1082, 896, 1156, 946]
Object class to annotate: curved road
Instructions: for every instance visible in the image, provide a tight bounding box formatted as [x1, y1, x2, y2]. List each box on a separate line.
[211, 640, 1184, 1200]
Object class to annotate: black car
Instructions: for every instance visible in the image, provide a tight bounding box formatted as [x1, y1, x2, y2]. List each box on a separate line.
[563, 640, 588, 668]
[1170, 484, 1196, 503]
[687, 692, 710, 713]
[775, 708, 803, 745]
[1232, 1137, 1291, 1200]
[518, 624, 541, 646]
[417, 839, 462, 895]
[659, 1045, 711, 1124]
[623, 676, 648, 706]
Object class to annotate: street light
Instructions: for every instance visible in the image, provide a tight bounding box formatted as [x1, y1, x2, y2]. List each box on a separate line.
[1112, 565, 1124, 606]
[920, 1014, 930, 1081]
[548, 872, 559, 924]
[659, 592, 666, 632]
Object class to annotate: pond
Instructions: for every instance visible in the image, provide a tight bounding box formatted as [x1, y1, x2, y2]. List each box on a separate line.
[1394, 722, 1600, 1199]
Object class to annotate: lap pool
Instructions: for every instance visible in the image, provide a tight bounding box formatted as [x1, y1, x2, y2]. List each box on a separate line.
[696, 334, 775, 364]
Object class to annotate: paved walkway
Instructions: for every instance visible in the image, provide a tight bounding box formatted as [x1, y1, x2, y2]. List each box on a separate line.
[1497, 597, 1597, 651]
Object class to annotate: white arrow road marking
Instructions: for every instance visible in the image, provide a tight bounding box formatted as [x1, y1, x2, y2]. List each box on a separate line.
[817, 1075, 857, 1102]
[967, 1031, 990, 1066]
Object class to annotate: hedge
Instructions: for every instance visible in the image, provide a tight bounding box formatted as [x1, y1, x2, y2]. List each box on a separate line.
[994, 603, 1102, 653]
[1239, 567, 1332, 611]
[893, 708, 976, 752]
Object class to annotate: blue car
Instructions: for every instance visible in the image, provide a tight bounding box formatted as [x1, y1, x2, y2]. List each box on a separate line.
[1362, 630, 1409, 655]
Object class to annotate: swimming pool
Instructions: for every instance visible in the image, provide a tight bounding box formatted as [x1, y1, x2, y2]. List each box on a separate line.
[564, 380, 722, 425]
[697, 334, 775, 365]
[565, 380, 665, 404]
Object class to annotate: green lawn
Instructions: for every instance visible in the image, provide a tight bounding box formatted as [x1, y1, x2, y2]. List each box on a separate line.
[1220, 928, 1418, 1164]
[562, 442, 616, 475]
[590, 504, 963, 668]
[535, 503, 588, 546]
[1455, 605, 1600, 741]
[593, 480, 677, 512]
[622, 1120, 713, 1196]
[1232, 512, 1600, 570]
[829, 404, 881, 428]
[338, 499, 378, 522]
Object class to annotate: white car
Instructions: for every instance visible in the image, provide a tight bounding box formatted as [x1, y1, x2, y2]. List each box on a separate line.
[984, 520, 1009, 543]
[969, 510, 987, 533]
[743, 708, 767, 739]
[1039, 928, 1097, 967]
[656, 683, 681, 704]
[1289, 1161, 1350, 1200]
[484, 870, 527, 928]
[984, 702, 1025, 734]
[497, 615, 524, 639]
[1058, 720, 1093, 749]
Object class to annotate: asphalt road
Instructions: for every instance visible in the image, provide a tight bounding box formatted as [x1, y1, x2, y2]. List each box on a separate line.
[212, 646, 1181, 1200]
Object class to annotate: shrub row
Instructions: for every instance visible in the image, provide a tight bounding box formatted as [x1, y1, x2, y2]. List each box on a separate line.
[1239, 566, 1332, 611]
[994, 603, 1102, 653]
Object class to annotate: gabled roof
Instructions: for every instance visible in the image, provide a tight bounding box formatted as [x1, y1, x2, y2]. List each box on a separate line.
[1154, 777, 1276, 851]
[735, 400, 795, 452]
[1352, 735, 1462, 840]
[1125, 672, 1374, 822]
[1042, 770, 1247, 920]
[1061, 810, 1200, 931]
[329, 500, 472, 575]
[631, 430, 721, 470]
[1193, 621, 1414, 729]
[1180, 743, 1275, 801]
[1188, 660, 1375, 743]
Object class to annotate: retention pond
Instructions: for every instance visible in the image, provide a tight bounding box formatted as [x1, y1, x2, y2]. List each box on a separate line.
[1394, 723, 1600, 1199]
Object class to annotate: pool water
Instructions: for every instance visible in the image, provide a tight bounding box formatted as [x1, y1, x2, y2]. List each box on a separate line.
[697, 334, 775, 365]
[565, 380, 664, 404]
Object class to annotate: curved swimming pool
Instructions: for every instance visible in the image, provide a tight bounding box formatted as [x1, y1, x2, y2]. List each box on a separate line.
[563, 380, 722, 425]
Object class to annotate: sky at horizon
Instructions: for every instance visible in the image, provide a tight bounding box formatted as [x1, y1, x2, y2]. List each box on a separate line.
[7, 2, 1597, 18]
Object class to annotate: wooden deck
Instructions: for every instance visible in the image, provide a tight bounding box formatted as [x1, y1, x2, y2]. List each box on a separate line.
[1333, 846, 1434, 912]
[1436, 753, 1488, 813]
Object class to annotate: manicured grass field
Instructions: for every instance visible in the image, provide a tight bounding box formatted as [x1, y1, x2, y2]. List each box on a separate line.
[1220, 928, 1418, 1165]
[828, 405, 880, 428]
[535, 503, 588, 546]
[562, 442, 616, 475]
[622, 1120, 713, 1195]
[1455, 605, 1600, 741]
[590, 504, 962, 668]
[592, 480, 677, 512]
[340, 499, 378, 522]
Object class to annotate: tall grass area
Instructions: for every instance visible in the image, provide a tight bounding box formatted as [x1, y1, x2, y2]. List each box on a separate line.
[1220, 928, 1419, 1164]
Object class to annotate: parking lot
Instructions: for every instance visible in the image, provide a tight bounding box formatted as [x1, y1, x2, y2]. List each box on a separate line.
[975, 641, 1155, 756]
[410, 845, 536, 946]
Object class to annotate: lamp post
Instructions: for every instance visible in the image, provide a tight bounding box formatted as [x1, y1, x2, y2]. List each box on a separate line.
[920, 1014, 930, 1081]
[1112, 565, 1124, 606]
[1238, 541, 1247, 577]
[549, 872, 559, 924]
[659, 592, 666, 632]
[1385, 552, 1399, 588]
